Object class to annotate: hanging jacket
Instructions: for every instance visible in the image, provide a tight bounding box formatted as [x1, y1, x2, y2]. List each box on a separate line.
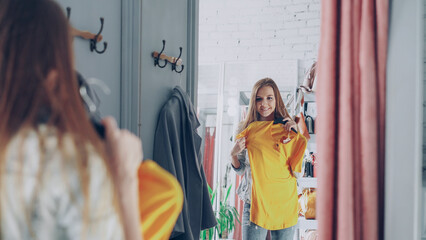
[153, 86, 217, 240]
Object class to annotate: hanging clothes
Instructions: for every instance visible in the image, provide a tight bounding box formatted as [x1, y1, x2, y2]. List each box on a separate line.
[294, 112, 311, 141]
[76, 71, 105, 138]
[202, 127, 215, 187]
[138, 160, 184, 240]
[236, 121, 307, 230]
[153, 86, 217, 240]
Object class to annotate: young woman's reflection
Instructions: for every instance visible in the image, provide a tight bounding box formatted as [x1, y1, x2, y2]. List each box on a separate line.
[230, 78, 307, 240]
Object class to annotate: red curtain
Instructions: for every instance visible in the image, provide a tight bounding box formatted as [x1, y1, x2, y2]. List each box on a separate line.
[233, 106, 248, 240]
[203, 127, 216, 187]
[316, 0, 388, 240]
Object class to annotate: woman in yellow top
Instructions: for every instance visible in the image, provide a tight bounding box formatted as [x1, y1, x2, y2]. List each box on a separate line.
[230, 78, 307, 240]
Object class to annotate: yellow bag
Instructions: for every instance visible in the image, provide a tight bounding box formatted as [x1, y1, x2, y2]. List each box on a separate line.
[138, 160, 184, 240]
[299, 188, 316, 219]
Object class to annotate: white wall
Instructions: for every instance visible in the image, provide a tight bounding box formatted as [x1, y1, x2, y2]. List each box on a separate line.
[199, 0, 321, 85]
[56, 0, 122, 123]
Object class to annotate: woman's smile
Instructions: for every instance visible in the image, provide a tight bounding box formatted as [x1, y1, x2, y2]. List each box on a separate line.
[256, 86, 276, 120]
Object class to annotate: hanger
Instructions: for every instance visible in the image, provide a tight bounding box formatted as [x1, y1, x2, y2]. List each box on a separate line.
[273, 118, 298, 134]
[285, 93, 295, 110]
[294, 88, 304, 113]
[152, 40, 185, 72]
[77, 73, 105, 138]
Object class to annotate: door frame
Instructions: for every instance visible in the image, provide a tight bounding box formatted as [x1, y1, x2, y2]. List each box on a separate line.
[186, 0, 199, 107]
[385, 0, 424, 239]
[121, 0, 142, 134]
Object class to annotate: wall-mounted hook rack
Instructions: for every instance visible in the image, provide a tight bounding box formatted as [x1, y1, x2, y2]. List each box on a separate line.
[66, 7, 107, 54]
[152, 52, 183, 66]
[152, 40, 184, 72]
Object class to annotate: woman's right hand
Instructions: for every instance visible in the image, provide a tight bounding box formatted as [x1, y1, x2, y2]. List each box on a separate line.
[102, 117, 143, 240]
[102, 117, 142, 186]
[231, 137, 246, 157]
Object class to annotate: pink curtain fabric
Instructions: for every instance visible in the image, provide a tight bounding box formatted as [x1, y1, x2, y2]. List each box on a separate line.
[234, 106, 249, 240]
[234, 175, 243, 240]
[203, 127, 216, 187]
[316, 0, 388, 240]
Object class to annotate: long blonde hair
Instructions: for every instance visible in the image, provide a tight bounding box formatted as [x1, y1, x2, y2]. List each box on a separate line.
[238, 78, 292, 133]
[0, 0, 118, 235]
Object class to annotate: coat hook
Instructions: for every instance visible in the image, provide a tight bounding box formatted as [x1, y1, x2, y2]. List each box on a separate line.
[172, 47, 184, 73]
[66, 7, 71, 20]
[153, 40, 168, 68]
[90, 18, 108, 54]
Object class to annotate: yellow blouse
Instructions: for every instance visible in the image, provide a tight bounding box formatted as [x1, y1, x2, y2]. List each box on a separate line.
[236, 121, 307, 230]
[138, 160, 184, 240]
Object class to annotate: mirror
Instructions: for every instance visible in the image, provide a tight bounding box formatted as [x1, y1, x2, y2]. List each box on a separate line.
[197, 1, 320, 239]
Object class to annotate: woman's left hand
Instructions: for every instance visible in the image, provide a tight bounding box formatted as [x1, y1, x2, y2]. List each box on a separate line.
[282, 117, 298, 133]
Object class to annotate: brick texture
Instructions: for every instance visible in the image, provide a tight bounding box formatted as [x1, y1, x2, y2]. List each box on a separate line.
[199, 0, 321, 85]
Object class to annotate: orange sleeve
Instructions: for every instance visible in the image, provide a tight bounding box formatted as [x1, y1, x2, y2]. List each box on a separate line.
[236, 125, 249, 140]
[288, 134, 307, 173]
[138, 160, 184, 240]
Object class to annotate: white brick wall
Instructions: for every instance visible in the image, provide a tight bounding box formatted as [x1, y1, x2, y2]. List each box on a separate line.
[199, 0, 321, 84]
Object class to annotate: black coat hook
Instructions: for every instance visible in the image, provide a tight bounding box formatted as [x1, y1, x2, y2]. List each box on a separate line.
[154, 40, 168, 68]
[171, 47, 184, 73]
[90, 18, 108, 54]
[66, 7, 71, 20]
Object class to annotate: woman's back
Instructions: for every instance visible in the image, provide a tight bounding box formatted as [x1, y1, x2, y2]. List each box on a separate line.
[1, 127, 123, 239]
[0, 0, 142, 238]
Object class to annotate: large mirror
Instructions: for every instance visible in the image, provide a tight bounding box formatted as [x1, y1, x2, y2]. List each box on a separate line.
[197, 1, 320, 239]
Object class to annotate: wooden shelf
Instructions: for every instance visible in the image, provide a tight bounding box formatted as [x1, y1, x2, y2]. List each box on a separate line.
[298, 217, 318, 230]
[303, 92, 316, 102]
[297, 177, 317, 188]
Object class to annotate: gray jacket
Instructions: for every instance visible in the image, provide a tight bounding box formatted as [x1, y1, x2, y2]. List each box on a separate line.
[153, 86, 217, 240]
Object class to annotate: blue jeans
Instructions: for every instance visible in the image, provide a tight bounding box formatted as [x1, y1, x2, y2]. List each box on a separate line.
[242, 203, 296, 240]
